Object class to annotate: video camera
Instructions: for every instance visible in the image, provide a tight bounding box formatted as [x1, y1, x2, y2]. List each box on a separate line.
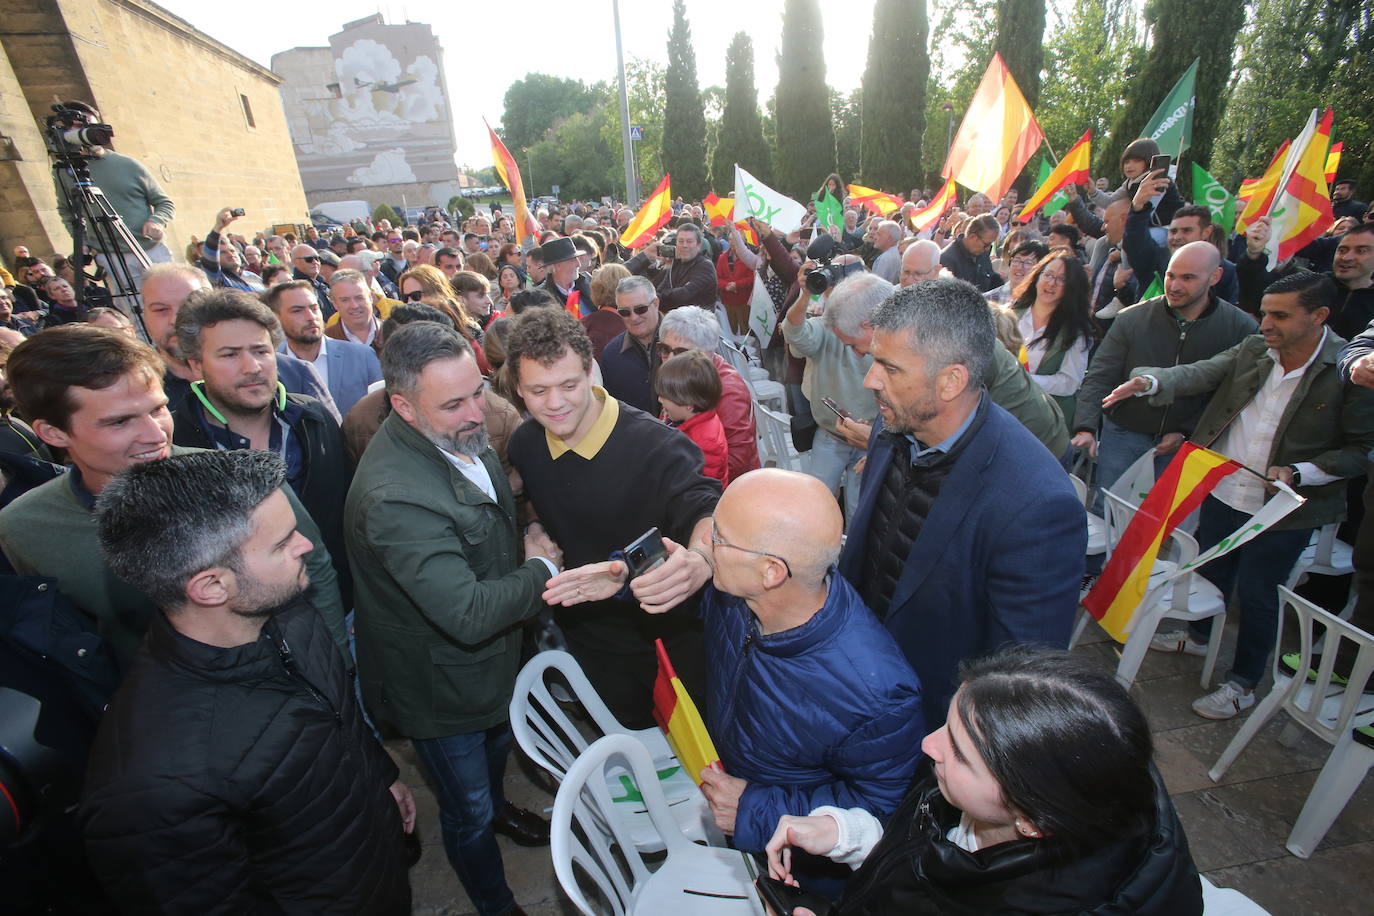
[44, 104, 114, 157]
[803, 233, 863, 295]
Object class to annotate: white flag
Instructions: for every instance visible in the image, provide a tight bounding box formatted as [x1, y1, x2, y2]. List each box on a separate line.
[747, 269, 777, 344]
[734, 165, 807, 234]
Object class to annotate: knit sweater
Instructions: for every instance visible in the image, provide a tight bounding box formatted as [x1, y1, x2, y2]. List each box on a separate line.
[56, 150, 174, 253]
[782, 316, 877, 435]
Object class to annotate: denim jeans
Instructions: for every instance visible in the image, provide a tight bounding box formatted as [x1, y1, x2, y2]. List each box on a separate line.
[1091, 416, 1172, 515]
[806, 429, 864, 523]
[1188, 497, 1313, 689]
[411, 725, 516, 916]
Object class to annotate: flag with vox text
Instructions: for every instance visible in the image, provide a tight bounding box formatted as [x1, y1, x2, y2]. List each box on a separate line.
[908, 177, 958, 234]
[620, 174, 673, 249]
[1191, 163, 1237, 235]
[1141, 58, 1198, 162]
[1236, 139, 1290, 235]
[1263, 107, 1335, 269]
[941, 53, 1044, 203]
[652, 638, 721, 784]
[1326, 142, 1343, 185]
[485, 120, 538, 245]
[735, 165, 807, 234]
[1082, 444, 1304, 642]
[847, 184, 902, 216]
[1018, 132, 1091, 221]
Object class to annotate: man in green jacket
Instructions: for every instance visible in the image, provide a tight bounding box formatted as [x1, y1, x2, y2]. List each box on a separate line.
[344, 321, 560, 916]
[1103, 272, 1374, 719]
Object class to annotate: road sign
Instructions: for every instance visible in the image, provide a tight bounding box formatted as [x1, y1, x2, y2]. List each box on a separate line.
[551, 184, 560, 196]
[630, 125, 643, 141]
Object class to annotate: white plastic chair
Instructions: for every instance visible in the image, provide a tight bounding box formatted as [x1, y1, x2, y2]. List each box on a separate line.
[718, 341, 784, 409]
[1069, 490, 1227, 687]
[1199, 875, 1273, 915]
[753, 403, 803, 471]
[1286, 521, 1354, 593]
[1068, 474, 1106, 556]
[552, 733, 765, 916]
[1207, 587, 1374, 858]
[510, 651, 719, 852]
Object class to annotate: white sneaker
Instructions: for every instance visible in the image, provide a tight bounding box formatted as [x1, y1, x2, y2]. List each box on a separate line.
[1192, 682, 1256, 720]
[1149, 629, 1208, 657]
[1095, 297, 1124, 319]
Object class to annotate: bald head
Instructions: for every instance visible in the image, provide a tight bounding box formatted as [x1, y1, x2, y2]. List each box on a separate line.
[875, 220, 901, 250]
[1164, 240, 1224, 312]
[900, 239, 942, 286]
[714, 469, 843, 590]
[337, 255, 365, 271]
[1102, 198, 1130, 242]
[1170, 239, 1221, 275]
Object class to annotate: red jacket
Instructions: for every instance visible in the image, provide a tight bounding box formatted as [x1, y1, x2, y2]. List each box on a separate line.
[673, 409, 729, 483]
[711, 353, 761, 482]
[717, 250, 756, 307]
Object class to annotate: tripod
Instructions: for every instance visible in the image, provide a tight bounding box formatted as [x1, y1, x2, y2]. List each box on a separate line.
[51, 153, 152, 342]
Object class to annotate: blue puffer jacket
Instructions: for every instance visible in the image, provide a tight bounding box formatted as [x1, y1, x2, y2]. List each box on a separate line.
[701, 575, 926, 852]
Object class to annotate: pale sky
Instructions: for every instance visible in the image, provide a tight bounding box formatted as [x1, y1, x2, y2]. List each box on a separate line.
[156, 0, 880, 168]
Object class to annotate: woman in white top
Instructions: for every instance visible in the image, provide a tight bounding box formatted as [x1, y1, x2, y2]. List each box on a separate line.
[1008, 250, 1097, 426]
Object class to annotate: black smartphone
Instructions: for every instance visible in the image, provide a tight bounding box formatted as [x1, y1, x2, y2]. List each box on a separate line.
[1148, 154, 1172, 175]
[230, 208, 245, 217]
[623, 527, 667, 578]
[755, 876, 838, 916]
[820, 396, 852, 420]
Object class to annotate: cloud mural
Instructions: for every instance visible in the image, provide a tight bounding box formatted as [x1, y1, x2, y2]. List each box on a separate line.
[348, 148, 417, 185]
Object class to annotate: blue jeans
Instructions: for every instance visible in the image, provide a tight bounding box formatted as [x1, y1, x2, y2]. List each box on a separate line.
[1188, 497, 1313, 689]
[806, 429, 864, 523]
[1091, 417, 1172, 515]
[411, 725, 515, 916]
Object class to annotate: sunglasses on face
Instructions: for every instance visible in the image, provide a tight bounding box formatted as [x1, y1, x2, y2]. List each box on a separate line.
[403, 290, 426, 302]
[617, 305, 651, 317]
[299, 255, 319, 263]
[656, 343, 691, 358]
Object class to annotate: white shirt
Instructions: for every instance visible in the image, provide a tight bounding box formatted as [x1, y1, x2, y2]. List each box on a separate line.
[1016, 309, 1091, 397]
[342, 316, 378, 347]
[439, 448, 559, 577]
[293, 335, 329, 389]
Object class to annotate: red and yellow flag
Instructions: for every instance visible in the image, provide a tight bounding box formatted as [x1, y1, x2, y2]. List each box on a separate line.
[652, 639, 720, 784]
[941, 53, 1045, 203]
[1268, 107, 1335, 265]
[703, 192, 734, 227]
[564, 289, 581, 320]
[1017, 131, 1092, 222]
[847, 184, 902, 217]
[1082, 444, 1243, 641]
[908, 177, 958, 234]
[1236, 139, 1290, 235]
[1325, 141, 1343, 186]
[485, 120, 536, 246]
[620, 175, 673, 249]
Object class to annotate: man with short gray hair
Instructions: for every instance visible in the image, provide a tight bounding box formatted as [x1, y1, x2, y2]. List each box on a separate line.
[624, 222, 718, 310]
[899, 239, 942, 287]
[600, 275, 664, 413]
[870, 220, 903, 284]
[839, 277, 1084, 728]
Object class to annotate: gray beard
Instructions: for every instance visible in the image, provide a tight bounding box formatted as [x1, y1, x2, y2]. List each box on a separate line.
[422, 419, 490, 458]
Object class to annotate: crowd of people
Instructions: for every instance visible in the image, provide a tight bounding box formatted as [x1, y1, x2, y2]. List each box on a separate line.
[4, 105, 1374, 915]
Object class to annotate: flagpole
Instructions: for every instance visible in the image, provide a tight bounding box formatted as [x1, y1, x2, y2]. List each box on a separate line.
[612, 0, 637, 207]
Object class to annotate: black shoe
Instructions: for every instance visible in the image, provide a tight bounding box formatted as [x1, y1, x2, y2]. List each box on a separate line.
[492, 802, 550, 847]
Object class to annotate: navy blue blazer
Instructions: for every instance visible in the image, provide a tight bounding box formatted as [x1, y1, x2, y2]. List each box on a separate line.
[280, 338, 381, 418]
[838, 400, 1086, 727]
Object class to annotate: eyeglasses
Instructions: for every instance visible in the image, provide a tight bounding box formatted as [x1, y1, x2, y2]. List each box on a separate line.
[656, 343, 692, 359]
[617, 304, 652, 318]
[402, 290, 426, 302]
[1038, 272, 1066, 286]
[710, 522, 793, 578]
[388, 238, 403, 243]
[1010, 258, 1038, 270]
[299, 255, 319, 263]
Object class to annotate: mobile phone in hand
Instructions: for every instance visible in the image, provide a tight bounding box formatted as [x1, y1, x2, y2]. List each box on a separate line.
[821, 396, 852, 420]
[623, 527, 667, 578]
[755, 876, 837, 916]
[1148, 154, 1172, 175]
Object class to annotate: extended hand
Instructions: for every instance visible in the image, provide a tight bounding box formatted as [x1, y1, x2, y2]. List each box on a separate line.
[214, 207, 240, 232]
[389, 780, 417, 834]
[1132, 171, 1169, 212]
[1101, 376, 1150, 408]
[1265, 464, 1294, 494]
[765, 814, 841, 882]
[541, 560, 627, 606]
[630, 537, 711, 614]
[1351, 353, 1374, 389]
[699, 766, 747, 834]
[523, 522, 562, 569]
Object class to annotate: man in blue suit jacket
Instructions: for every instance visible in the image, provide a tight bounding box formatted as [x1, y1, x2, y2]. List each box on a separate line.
[267, 277, 382, 417]
[838, 278, 1085, 727]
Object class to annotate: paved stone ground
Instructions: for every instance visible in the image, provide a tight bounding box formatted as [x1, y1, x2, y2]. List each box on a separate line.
[393, 595, 1374, 915]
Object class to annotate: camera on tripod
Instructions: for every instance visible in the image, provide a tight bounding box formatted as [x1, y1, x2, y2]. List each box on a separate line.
[45, 104, 114, 157]
[803, 232, 862, 295]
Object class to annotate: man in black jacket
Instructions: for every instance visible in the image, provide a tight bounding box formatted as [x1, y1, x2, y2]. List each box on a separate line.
[624, 221, 719, 310]
[83, 450, 412, 913]
[169, 288, 353, 605]
[938, 214, 1001, 291]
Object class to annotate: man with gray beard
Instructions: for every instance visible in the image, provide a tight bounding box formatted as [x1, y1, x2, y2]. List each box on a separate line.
[344, 321, 562, 916]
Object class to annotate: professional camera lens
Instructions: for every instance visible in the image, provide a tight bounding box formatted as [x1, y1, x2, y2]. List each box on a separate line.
[804, 267, 832, 296]
[61, 125, 114, 148]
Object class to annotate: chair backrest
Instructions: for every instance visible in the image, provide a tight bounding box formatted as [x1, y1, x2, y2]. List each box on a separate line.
[717, 339, 764, 402]
[551, 733, 693, 916]
[1068, 473, 1089, 507]
[754, 403, 802, 471]
[1098, 489, 1203, 624]
[1273, 587, 1374, 746]
[510, 650, 629, 782]
[1312, 521, 1342, 567]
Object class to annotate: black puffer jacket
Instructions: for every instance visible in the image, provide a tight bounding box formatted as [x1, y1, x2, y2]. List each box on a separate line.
[837, 761, 1202, 916]
[80, 600, 410, 914]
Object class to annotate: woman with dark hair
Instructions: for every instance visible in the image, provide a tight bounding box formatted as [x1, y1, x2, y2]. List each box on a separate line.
[397, 264, 491, 372]
[766, 647, 1203, 916]
[494, 262, 525, 312]
[1009, 250, 1096, 425]
[495, 242, 522, 268]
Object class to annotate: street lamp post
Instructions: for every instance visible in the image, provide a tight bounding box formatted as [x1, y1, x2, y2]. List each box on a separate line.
[943, 102, 955, 156]
[522, 147, 534, 197]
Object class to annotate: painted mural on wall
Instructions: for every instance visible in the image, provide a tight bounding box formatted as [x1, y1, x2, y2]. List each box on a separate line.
[277, 18, 458, 193]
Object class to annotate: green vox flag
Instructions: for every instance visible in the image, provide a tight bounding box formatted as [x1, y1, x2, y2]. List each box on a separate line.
[1142, 58, 1198, 158]
[813, 188, 844, 230]
[1191, 162, 1237, 235]
[1036, 157, 1071, 217]
[1141, 273, 1164, 301]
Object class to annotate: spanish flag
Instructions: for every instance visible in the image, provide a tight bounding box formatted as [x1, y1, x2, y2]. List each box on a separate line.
[1325, 141, 1342, 186]
[847, 184, 902, 217]
[1236, 139, 1290, 235]
[1017, 131, 1092, 222]
[1268, 108, 1335, 266]
[908, 177, 957, 234]
[703, 192, 734, 227]
[1082, 444, 1243, 642]
[941, 53, 1045, 203]
[485, 120, 536, 246]
[620, 175, 673, 250]
[652, 638, 721, 785]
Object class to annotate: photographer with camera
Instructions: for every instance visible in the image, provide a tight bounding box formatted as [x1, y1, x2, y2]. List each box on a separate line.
[199, 207, 264, 292]
[624, 221, 718, 311]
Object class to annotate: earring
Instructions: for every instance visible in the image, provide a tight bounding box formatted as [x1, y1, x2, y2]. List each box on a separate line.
[1015, 817, 1041, 838]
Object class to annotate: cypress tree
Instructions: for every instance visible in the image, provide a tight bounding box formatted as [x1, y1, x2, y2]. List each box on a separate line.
[1099, 0, 1246, 182]
[774, 0, 837, 199]
[711, 33, 773, 191]
[993, 0, 1046, 109]
[661, 0, 709, 201]
[861, 0, 930, 191]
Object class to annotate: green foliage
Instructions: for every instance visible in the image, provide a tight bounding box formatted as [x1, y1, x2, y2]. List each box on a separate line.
[1038, 0, 1145, 179]
[711, 33, 773, 191]
[993, 0, 1046, 109]
[921, 0, 997, 188]
[1099, 0, 1246, 191]
[860, 0, 930, 191]
[446, 197, 472, 220]
[498, 74, 595, 151]
[662, 0, 709, 200]
[832, 89, 862, 188]
[599, 59, 668, 202]
[371, 203, 400, 225]
[774, 0, 837, 198]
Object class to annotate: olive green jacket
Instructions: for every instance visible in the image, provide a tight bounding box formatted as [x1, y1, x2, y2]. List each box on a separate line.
[344, 411, 548, 739]
[1135, 331, 1374, 530]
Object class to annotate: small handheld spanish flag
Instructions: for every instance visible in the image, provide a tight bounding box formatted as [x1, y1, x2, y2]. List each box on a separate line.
[652, 638, 721, 785]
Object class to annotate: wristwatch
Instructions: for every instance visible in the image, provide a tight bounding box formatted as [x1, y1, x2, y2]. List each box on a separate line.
[1288, 465, 1302, 487]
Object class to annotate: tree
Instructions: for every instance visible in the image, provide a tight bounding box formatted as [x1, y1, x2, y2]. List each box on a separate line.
[774, 0, 837, 199]
[498, 74, 594, 151]
[861, 0, 930, 191]
[1098, 0, 1247, 188]
[711, 33, 772, 191]
[832, 89, 862, 187]
[661, 0, 709, 200]
[993, 0, 1046, 109]
[371, 203, 400, 225]
[597, 58, 667, 203]
[447, 196, 473, 220]
[921, 0, 997, 188]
